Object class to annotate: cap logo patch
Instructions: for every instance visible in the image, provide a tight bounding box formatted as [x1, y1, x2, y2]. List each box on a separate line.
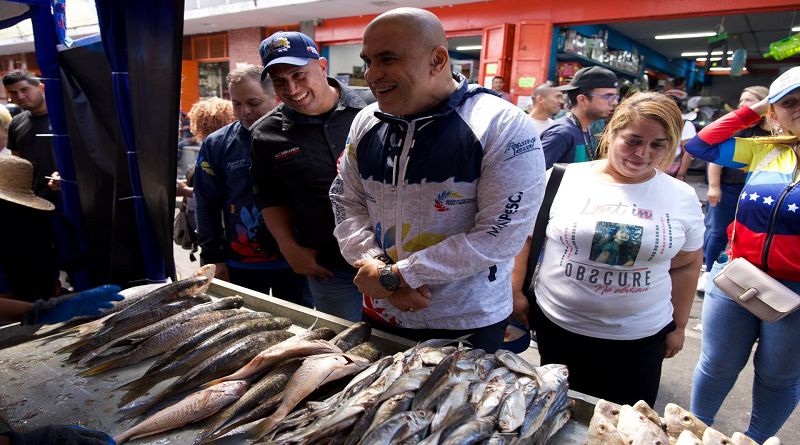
[266, 37, 291, 56]
[307, 46, 319, 56]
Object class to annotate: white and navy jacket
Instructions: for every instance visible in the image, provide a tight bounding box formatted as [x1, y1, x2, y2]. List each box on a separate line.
[330, 75, 546, 330]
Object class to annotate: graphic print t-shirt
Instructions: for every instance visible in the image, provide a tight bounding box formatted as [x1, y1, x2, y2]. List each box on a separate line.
[534, 162, 704, 340]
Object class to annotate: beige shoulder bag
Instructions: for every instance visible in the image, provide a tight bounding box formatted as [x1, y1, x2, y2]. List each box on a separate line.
[712, 146, 800, 322]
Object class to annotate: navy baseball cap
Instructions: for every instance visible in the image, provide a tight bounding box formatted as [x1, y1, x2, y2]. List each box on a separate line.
[259, 31, 321, 80]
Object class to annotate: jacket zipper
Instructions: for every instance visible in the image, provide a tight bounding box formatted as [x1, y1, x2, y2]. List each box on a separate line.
[394, 122, 416, 262]
[760, 155, 799, 272]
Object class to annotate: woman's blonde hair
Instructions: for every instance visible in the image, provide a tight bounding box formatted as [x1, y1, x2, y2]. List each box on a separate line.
[188, 97, 235, 141]
[596, 92, 683, 172]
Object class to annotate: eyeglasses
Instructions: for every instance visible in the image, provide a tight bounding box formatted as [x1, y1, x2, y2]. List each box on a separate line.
[588, 93, 621, 102]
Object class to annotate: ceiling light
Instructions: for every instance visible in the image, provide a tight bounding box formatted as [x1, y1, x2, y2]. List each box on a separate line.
[696, 57, 733, 61]
[794, 26, 800, 32]
[655, 32, 716, 40]
[455, 45, 482, 51]
[369, 1, 396, 5]
[709, 67, 748, 72]
[681, 51, 733, 57]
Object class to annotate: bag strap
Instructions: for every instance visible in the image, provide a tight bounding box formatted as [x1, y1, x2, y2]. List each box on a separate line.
[523, 163, 567, 294]
[729, 147, 785, 255]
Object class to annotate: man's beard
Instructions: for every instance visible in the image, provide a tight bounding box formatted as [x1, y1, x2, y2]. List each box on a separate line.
[22, 95, 44, 112]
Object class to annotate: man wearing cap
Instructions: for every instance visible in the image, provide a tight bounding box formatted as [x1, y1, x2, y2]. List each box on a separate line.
[329, 8, 545, 352]
[3, 70, 60, 207]
[540, 66, 619, 169]
[250, 31, 374, 322]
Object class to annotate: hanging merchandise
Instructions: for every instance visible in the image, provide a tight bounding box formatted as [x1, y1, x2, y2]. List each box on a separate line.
[730, 49, 747, 77]
[763, 34, 800, 60]
[561, 29, 642, 75]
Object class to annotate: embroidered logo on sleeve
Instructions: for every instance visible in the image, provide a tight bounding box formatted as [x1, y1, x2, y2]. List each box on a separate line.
[275, 146, 301, 160]
[503, 137, 540, 161]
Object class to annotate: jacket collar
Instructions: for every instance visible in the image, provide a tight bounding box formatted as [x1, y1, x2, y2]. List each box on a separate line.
[374, 73, 496, 125]
[280, 77, 366, 131]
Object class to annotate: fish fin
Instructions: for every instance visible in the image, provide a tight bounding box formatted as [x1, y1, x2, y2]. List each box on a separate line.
[117, 382, 157, 407]
[55, 340, 89, 354]
[77, 358, 121, 377]
[247, 415, 280, 444]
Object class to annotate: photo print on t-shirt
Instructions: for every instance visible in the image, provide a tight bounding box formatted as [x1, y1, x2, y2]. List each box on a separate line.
[589, 221, 643, 267]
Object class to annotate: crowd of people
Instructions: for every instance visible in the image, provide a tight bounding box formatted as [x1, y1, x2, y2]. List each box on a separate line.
[1, 5, 798, 442]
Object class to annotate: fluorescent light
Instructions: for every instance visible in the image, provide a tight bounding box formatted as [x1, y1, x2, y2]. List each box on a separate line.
[696, 57, 733, 61]
[455, 45, 482, 51]
[655, 32, 716, 40]
[710, 67, 748, 72]
[794, 26, 800, 32]
[681, 51, 733, 57]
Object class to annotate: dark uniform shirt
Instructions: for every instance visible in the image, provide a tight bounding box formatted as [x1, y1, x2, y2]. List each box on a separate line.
[7, 111, 61, 205]
[250, 78, 373, 271]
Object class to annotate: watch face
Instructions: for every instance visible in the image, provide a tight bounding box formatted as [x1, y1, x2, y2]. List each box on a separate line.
[379, 266, 401, 291]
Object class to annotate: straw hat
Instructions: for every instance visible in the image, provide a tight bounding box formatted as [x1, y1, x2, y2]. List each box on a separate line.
[0, 155, 55, 211]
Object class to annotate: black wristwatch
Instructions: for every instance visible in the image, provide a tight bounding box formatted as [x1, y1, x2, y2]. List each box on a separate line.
[379, 265, 401, 292]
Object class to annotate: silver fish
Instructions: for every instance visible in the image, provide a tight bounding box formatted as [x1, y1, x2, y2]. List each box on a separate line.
[431, 380, 470, 432]
[476, 375, 507, 417]
[441, 416, 495, 445]
[359, 410, 432, 445]
[497, 388, 526, 432]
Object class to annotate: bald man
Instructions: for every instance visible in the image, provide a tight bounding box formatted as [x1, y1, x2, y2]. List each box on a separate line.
[330, 8, 546, 352]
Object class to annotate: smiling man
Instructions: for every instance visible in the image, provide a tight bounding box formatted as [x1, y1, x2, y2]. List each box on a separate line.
[250, 32, 374, 321]
[329, 8, 545, 352]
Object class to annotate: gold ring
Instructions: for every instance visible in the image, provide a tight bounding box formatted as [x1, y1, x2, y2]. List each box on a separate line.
[406, 307, 414, 312]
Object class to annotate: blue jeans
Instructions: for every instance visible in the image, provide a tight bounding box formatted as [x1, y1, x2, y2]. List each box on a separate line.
[306, 267, 363, 322]
[702, 183, 743, 271]
[691, 261, 800, 443]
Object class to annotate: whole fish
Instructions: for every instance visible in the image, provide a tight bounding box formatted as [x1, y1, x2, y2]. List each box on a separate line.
[204, 339, 342, 387]
[412, 349, 460, 411]
[331, 321, 372, 352]
[113, 380, 248, 444]
[495, 349, 543, 382]
[347, 342, 382, 362]
[675, 430, 702, 445]
[587, 413, 625, 445]
[67, 283, 166, 336]
[359, 410, 432, 445]
[440, 416, 495, 445]
[431, 380, 470, 432]
[119, 329, 293, 420]
[519, 390, 553, 438]
[146, 311, 277, 374]
[664, 403, 708, 440]
[702, 427, 734, 445]
[497, 388, 526, 432]
[595, 399, 621, 426]
[376, 367, 434, 403]
[366, 391, 415, 436]
[633, 400, 663, 428]
[731, 432, 760, 445]
[60, 297, 206, 359]
[116, 317, 294, 407]
[246, 353, 371, 442]
[617, 405, 669, 445]
[339, 355, 394, 402]
[77, 296, 244, 368]
[391, 409, 434, 444]
[194, 359, 303, 445]
[436, 402, 478, 443]
[476, 375, 507, 417]
[104, 264, 214, 327]
[78, 309, 241, 376]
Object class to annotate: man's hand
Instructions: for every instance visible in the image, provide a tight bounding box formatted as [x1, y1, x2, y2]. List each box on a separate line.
[213, 263, 230, 282]
[511, 291, 530, 329]
[47, 171, 61, 192]
[386, 285, 432, 312]
[353, 258, 392, 299]
[176, 179, 193, 198]
[706, 185, 722, 207]
[282, 245, 334, 282]
[664, 329, 685, 358]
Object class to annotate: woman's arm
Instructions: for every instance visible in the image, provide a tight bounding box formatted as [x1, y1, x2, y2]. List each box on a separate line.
[665, 248, 704, 358]
[510, 237, 532, 328]
[684, 99, 769, 166]
[706, 163, 723, 207]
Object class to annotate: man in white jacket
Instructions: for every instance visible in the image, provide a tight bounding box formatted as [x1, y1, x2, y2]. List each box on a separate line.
[329, 7, 545, 351]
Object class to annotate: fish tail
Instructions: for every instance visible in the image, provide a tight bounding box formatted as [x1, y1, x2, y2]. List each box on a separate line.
[113, 431, 132, 445]
[117, 382, 157, 407]
[77, 358, 121, 377]
[56, 340, 89, 354]
[247, 416, 279, 443]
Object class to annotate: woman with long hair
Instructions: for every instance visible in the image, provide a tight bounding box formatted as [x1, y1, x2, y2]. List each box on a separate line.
[686, 68, 800, 443]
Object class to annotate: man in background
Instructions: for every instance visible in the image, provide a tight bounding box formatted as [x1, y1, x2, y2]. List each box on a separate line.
[193, 64, 306, 304]
[3, 69, 60, 207]
[528, 81, 563, 135]
[491, 76, 512, 102]
[540, 66, 618, 169]
[250, 32, 374, 321]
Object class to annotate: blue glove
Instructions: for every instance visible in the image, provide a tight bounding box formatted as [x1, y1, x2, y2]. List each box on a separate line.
[2, 425, 115, 444]
[23, 285, 123, 325]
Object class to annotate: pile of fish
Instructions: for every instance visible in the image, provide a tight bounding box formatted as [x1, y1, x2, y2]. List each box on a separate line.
[587, 399, 783, 445]
[211, 344, 573, 445]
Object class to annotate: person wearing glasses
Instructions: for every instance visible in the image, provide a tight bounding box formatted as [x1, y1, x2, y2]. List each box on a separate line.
[540, 66, 619, 169]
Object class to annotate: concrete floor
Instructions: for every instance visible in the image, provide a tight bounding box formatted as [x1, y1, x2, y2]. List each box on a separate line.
[172, 172, 799, 441]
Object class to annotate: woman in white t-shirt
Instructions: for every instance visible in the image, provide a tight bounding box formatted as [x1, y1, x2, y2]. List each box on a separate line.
[511, 92, 705, 406]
